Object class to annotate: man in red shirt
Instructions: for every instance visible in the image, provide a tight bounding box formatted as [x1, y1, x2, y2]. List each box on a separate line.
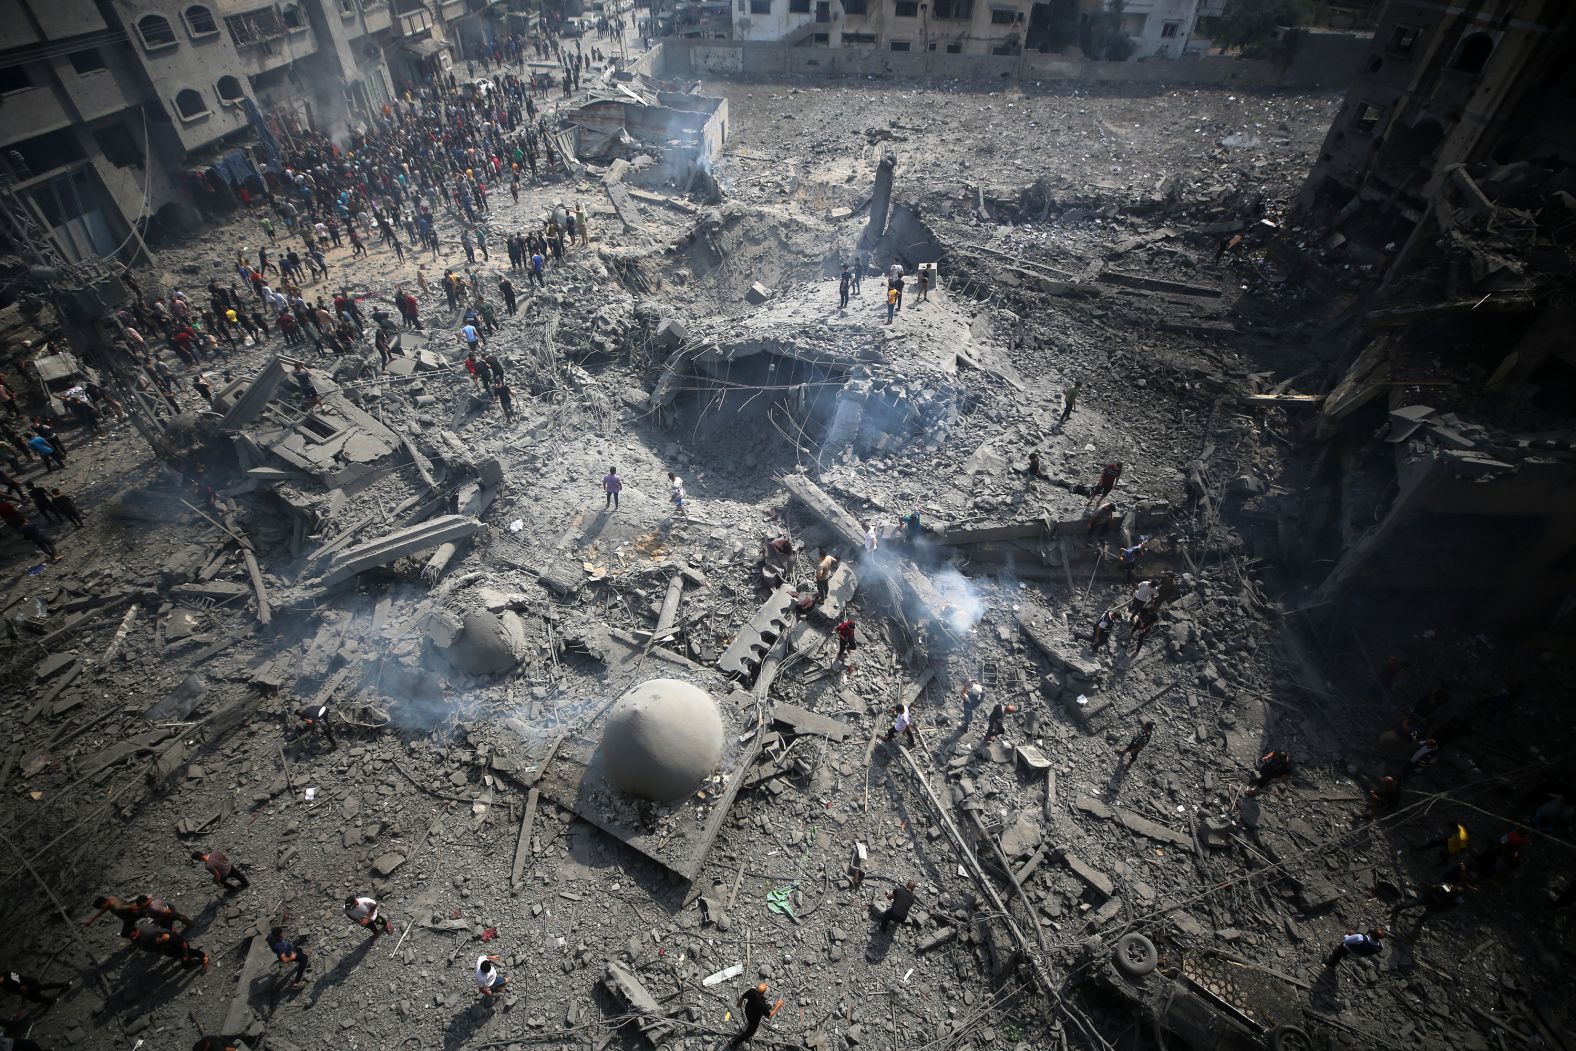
[834, 617, 857, 665]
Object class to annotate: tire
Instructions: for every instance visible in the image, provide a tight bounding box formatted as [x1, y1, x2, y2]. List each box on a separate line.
[1113, 933, 1158, 977]
[1266, 1023, 1312, 1051]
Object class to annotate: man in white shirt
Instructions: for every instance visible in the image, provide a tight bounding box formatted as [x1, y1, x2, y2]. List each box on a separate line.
[864, 523, 878, 554]
[667, 471, 687, 516]
[475, 954, 509, 995]
[884, 703, 915, 748]
[344, 895, 394, 939]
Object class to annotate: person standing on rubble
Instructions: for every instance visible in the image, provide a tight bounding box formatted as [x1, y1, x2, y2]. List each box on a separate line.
[667, 471, 687, 517]
[886, 284, 898, 324]
[495, 379, 515, 423]
[1116, 720, 1155, 766]
[833, 616, 857, 666]
[499, 275, 517, 315]
[838, 265, 852, 309]
[475, 954, 508, 997]
[1090, 607, 1116, 652]
[815, 548, 839, 603]
[529, 249, 546, 287]
[884, 703, 916, 748]
[266, 926, 310, 989]
[344, 895, 394, 940]
[1126, 607, 1160, 656]
[191, 849, 249, 891]
[729, 982, 772, 1047]
[1118, 537, 1150, 585]
[297, 704, 337, 750]
[984, 699, 1017, 742]
[1092, 461, 1123, 502]
[0, 500, 60, 561]
[602, 467, 622, 510]
[1057, 379, 1080, 427]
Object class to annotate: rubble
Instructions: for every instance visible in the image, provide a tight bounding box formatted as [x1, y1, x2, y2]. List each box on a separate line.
[3, 49, 1572, 1051]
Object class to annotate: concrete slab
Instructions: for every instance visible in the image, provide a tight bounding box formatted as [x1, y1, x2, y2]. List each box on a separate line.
[318, 515, 482, 588]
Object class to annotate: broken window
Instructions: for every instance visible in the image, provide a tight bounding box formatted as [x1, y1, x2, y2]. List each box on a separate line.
[1352, 100, 1381, 134]
[93, 124, 143, 168]
[991, 42, 1016, 54]
[789, 0, 809, 12]
[281, 4, 304, 29]
[1160, 19, 1180, 38]
[68, 49, 107, 75]
[991, 8, 1015, 24]
[299, 415, 343, 441]
[339, 0, 358, 12]
[750, 0, 770, 13]
[226, 7, 288, 46]
[890, 39, 910, 50]
[932, 0, 972, 21]
[843, 0, 868, 15]
[137, 14, 177, 48]
[1387, 24, 1420, 56]
[0, 66, 34, 94]
[946, 41, 962, 52]
[843, 31, 875, 45]
[174, 88, 209, 120]
[815, 2, 829, 22]
[217, 75, 246, 104]
[1451, 33, 1493, 75]
[8, 128, 85, 174]
[894, 0, 917, 14]
[184, 4, 219, 36]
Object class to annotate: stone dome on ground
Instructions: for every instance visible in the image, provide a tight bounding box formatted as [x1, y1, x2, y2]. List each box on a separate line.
[601, 678, 724, 803]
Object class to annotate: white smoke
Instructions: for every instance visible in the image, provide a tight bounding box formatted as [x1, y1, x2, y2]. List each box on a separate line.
[932, 567, 986, 635]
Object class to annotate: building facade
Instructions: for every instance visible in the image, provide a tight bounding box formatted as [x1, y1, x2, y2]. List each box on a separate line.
[1109, 0, 1225, 60]
[1, 0, 495, 265]
[729, 0, 1224, 57]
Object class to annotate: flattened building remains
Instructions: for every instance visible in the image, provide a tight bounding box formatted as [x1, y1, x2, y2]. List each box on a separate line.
[1, 1, 1575, 1050]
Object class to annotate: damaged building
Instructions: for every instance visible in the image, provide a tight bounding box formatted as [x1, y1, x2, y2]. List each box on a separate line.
[1294, 0, 1576, 630]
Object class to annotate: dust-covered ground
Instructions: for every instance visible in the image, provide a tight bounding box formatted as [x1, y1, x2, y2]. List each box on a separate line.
[3, 72, 1574, 1051]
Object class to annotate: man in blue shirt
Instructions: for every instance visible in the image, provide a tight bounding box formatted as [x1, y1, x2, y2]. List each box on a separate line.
[266, 926, 309, 988]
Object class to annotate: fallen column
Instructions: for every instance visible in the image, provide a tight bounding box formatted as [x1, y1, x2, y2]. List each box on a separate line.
[783, 474, 945, 631]
[318, 514, 482, 589]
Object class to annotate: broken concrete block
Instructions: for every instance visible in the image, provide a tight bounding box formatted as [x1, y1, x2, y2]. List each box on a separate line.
[34, 652, 77, 681]
[426, 609, 465, 648]
[744, 283, 772, 305]
[476, 457, 504, 486]
[654, 318, 689, 348]
[1060, 852, 1115, 898]
[371, 853, 406, 877]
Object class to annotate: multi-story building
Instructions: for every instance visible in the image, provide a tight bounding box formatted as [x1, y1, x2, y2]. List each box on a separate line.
[729, 0, 1224, 57]
[1, 0, 476, 266]
[1108, 0, 1226, 59]
[1298, 0, 1575, 268]
[731, 0, 1035, 54]
[0, 0, 165, 262]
